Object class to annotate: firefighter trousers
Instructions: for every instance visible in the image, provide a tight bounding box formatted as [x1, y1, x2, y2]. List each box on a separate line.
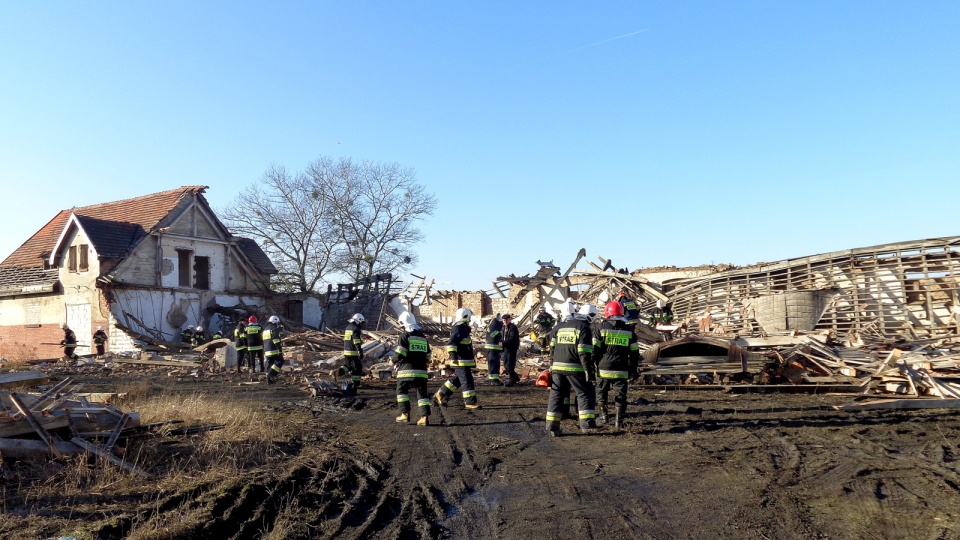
[438, 366, 478, 405]
[397, 378, 431, 418]
[546, 372, 596, 432]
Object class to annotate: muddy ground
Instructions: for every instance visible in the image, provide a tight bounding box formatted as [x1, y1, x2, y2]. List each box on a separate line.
[4, 368, 960, 539]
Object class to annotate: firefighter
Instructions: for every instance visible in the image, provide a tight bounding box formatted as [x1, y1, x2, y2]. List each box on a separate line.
[500, 314, 521, 386]
[180, 326, 195, 347]
[92, 325, 108, 359]
[533, 307, 556, 353]
[554, 301, 579, 418]
[337, 313, 365, 392]
[60, 323, 79, 360]
[245, 315, 265, 373]
[393, 311, 432, 426]
[192, 326, 207, 348]
[484, 314, 504, 385]
[234, 320, 247, 374]
[545, 302, 598, 436]
[434, 307, 481, 409]
[593, 301, 641, 430]
[263, 315, 284, 384]
[616, 289, 641, 328]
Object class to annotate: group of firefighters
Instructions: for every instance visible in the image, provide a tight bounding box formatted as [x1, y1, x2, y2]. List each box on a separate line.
[232, 315, 286, 384]
[381, 289, 661, 435]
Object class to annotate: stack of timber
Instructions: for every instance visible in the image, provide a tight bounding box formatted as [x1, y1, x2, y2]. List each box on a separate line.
[0, 373, 145, 474]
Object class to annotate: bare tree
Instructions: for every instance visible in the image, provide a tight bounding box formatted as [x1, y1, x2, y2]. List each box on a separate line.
[223, 156, 437, 291]
[309, 157, 437, 281]
[221, 164, 338, 292]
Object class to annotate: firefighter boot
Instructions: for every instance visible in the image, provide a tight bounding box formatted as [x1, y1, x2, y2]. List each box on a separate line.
[417, 415, 429, 426]
[396, 413, 410, 423]
[546, 420, 561, 437]
[433, 391, 447, 407]
[598, 405, 608, 425]
[615, 406, 626, 430]
[580, 418, 598, 433]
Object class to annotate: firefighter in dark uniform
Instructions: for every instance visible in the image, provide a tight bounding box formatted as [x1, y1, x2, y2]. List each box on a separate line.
[484, 314, 504, 385]
[545, 303, 598, 436]
[393, 311, 432, 426]
[593, 301, 641, 430]
[180, 326, 195, 347]
[245, 316, 265, 373]
[263, 315, 284, 384]
[617, 289, 641, 328]
[337, 313, 365, 392]
[434, 307, 481, 409]
[93, 325, 108, 359]
[534, 307, 556, 352]
[60, 323, 79, 360]
[192, 326, 207, 348]
[234, 320, 247, 374]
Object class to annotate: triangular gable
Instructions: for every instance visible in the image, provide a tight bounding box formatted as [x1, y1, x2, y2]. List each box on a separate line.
[47, 213, 95, 266]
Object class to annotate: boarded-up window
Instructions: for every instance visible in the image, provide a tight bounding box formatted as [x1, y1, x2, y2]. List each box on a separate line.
[194, 256, 210, 290]
[25, 300, 41, 327]
[178, 250, 192, 287]
[68, 246, 77, 272]
[78, 244, 89, 272]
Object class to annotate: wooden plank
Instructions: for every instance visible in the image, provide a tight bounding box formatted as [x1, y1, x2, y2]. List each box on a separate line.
[861, 349, 902, 394]
[9, 393, 62, 458]
[837, 398, 960, 411]
[0, 438, 83, 459]
[111, 358, 202, 368]
[0, 371, 51, 389]
[17, 377, 72, 412]
[71, 437, 147, 476]
[105, 413, 131, 450]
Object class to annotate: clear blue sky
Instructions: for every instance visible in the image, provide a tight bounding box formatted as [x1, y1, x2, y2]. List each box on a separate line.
[2, 2, 958, 291]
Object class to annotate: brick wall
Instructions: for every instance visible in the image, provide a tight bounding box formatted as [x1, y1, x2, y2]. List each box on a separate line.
[0, 324, 63, 361]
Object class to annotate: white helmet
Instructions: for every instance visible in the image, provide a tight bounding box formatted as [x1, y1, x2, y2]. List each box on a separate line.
[454, 307, 473, 322]
[656, 299, 665, 309]
[97, 325, 104, 331]
[558, 300, 576, 320]
[349, 313, 365, 324]
[577, 303, 598, 323]
[268, 315, 280, 324]
[398, 311, 418, 332]
[61, 323, 69, 330]
[196, 326, 203, 332]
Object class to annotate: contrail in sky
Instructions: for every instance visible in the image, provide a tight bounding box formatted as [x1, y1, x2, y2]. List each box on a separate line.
[567, 29, 648, 53]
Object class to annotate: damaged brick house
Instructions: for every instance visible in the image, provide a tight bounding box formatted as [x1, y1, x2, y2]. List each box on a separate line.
[0, 186, 319, 359]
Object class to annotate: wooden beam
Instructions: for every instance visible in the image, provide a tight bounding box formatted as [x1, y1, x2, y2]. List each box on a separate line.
[9, 393, 62, 458]
[0, 371, 51, 390]
[71, 437, 147, 476]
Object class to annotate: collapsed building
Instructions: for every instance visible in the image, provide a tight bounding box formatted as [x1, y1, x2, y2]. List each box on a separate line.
[0, 186, 323, 359]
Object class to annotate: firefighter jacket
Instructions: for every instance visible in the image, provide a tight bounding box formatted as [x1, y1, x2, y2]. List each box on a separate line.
[593, 319, 640, 380]
[446, 322, 475, 367]
[548, 318, 594, 376]
[234, 324, 247, 351]
[180, 329, 194, 346]
[93, 330, 108, 346]
[263, 322, 283, 357]
[534, 313, 556, 333]
[394, 329, 431, 379]
[191, 331, 207, 348]
[343, 322, 363, 358]
[245, 323, 264, 351]
[618, 296, 640, 324]
[61, 329, 77, 346]
[502, 322, 520, 350]
[485, 319, 503, 351]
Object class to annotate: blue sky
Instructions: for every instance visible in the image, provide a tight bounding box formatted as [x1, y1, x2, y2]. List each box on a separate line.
[2, 2, 958, 291]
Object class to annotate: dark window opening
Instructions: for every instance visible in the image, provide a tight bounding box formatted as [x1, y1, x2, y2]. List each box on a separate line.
[287, 300, 304, 323]
[67, 246, 77, 272]
[78, 244, 89, 272]
[178, 250, 192, 287]
[194, 256, 210, 290]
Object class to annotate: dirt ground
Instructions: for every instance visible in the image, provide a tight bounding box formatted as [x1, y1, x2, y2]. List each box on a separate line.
[4, 367, 960, 539]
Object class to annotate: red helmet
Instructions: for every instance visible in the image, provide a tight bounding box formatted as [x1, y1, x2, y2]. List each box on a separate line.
[248, 315, 258, 323]
[604, 301, 624, 318]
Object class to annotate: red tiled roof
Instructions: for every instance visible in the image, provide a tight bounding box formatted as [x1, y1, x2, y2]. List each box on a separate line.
[1, 186, 208, 269]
